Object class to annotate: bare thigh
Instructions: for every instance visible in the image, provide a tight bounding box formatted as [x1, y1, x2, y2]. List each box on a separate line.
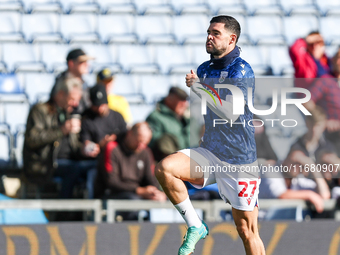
[160, 151, 205, 186]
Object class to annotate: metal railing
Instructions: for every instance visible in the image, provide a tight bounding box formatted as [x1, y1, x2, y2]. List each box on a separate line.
[0, 199, 103, 222]
[0, 199, 337, 223]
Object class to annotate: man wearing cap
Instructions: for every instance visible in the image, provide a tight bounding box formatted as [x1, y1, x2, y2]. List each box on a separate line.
[146, 86, 190, 162]
[96, 68, 133, 125]
[51, 48, 95, 114]
[81, 84, 127, 154]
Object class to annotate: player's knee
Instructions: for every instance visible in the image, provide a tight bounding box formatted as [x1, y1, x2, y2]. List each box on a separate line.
[155, 158, 174, 180]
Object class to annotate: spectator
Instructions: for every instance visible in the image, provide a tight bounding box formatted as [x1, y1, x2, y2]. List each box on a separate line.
[51, 48, 94, 114]
[282, 109, 334, 201]
[146, 86, 190, 161]
[95, 122, 166, 202]
[256, 114, 328, 214]
[295, 48, 340, 157]
[289, 31, 331, 86]
[96, 68, 133, 125]
[81, 84, 127, 152]
[23, 77, 97, 198]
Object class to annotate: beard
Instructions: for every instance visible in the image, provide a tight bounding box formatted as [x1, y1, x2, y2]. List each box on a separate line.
[206, 42, 227, 57]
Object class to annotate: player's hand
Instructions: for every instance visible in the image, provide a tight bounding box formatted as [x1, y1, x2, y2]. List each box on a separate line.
[186, 70, 199, 88]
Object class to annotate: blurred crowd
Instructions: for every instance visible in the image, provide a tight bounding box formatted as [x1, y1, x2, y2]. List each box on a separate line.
[21, 30, 340, 221]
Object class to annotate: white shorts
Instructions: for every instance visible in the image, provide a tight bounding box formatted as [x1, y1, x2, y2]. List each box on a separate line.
[179, 147, 261, 211]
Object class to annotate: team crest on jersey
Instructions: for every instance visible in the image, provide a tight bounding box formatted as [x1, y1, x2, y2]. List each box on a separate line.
[219, 71, 228, 83]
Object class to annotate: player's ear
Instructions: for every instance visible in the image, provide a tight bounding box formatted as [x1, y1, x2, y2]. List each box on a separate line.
[230, 34, 237, 45]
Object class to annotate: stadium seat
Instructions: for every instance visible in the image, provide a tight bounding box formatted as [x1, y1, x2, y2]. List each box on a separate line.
[19, 73, 55, 103]
[206, 0, 246, 16]
[82, 73, 96, 88]
[22, 14, 62, 43]
[130, 103, 155, 124]
[173, 15, 208, 45]
[279, 0, 319, 16]
[169, 0, 210, 15]
[192, 44, 209, 67]
[59, 0, 99, 13]
[4, 102, 30, 133]
[111, 74, 139, 95]
[97, 0, 136, 14]
[40, 43, 70, 72]
[98, 14, 137, 44]
[14, 124, 25, 168]
[0, 45, 7, 72]
[320, 17, 340, 46]
[135, 16, 176, 45]
[169, 74, 190, 94]
[140, 75, 172, 103]
[247, 16, 285, 45]
[315, 0, 340, 17]
[268, 46, 294, 76]
[0, 0, 23, 12]
[21, 0, 61, 13]
[0, 123, 12, 168]
[283, 16, 319, 45]
[243, 0, 283, 16]
[0, 12, 24, 43]
[81, 44, 122, 74]
[0, 74, 27, 102]
[60, 14, 99, 43]
[134, 0, 174, 15]
[239, 46, 272, 75]
[155, 45, 195, 74]
[3, 44, 46, 73]
[117, 45, 159, 74]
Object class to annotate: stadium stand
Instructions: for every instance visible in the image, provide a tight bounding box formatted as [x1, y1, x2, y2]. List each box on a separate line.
[1, 0, 340, 222]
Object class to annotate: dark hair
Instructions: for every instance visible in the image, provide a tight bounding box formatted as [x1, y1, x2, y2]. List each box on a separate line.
[308, 31, 320, 36]
[210, 15, 241, 43]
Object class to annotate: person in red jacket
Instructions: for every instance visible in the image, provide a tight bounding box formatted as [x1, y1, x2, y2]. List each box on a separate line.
[289, 31, 331, 89]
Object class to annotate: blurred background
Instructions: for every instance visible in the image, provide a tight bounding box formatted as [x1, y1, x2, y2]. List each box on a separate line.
[0, 0, 339, 227]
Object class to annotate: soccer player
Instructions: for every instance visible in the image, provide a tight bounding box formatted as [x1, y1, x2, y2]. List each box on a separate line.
[155, 15, 266, 255]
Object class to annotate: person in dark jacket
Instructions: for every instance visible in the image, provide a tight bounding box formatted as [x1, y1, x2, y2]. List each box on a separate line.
[96, 122, 166, 201]
[23, 77, 98, 198]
